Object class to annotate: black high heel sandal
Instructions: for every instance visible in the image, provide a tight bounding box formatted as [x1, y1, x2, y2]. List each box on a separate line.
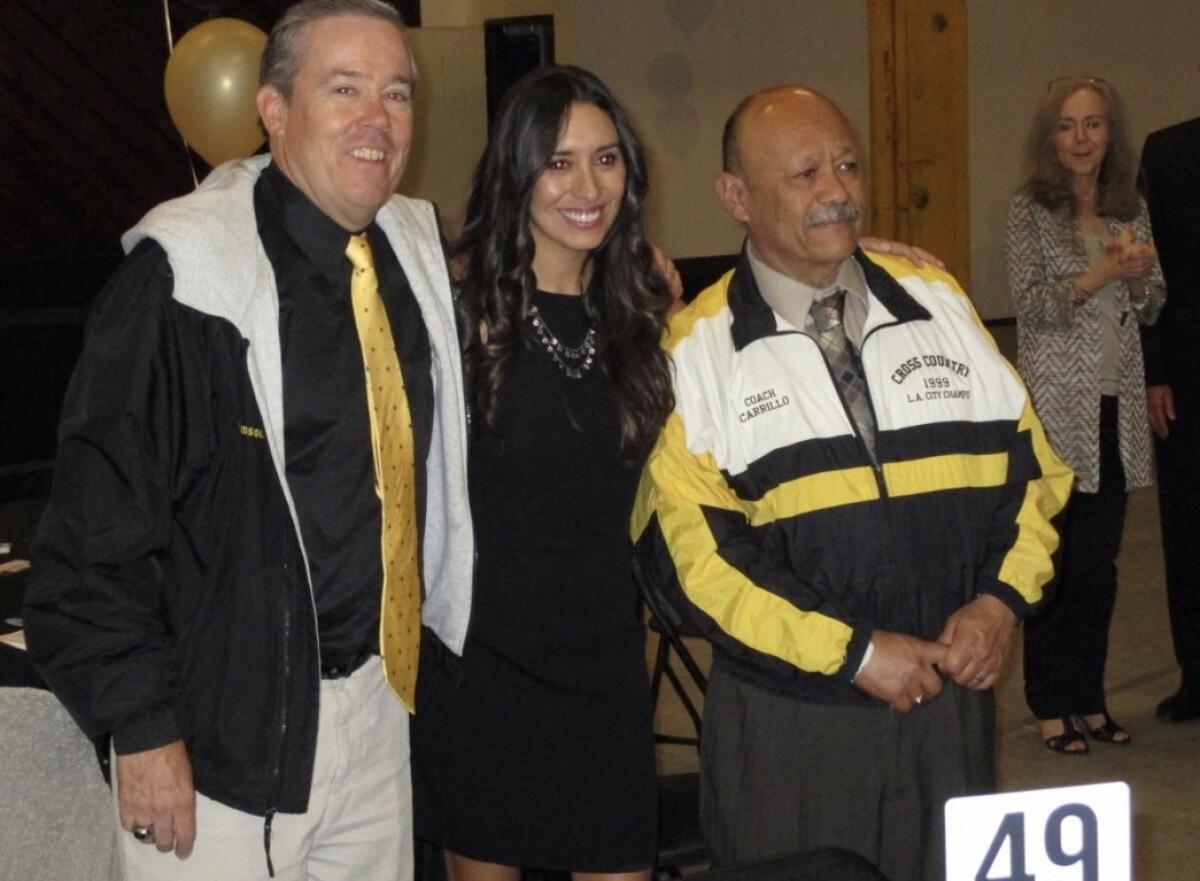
[1080, 712, 1131, 745]
[1042, 716, 1089, 754]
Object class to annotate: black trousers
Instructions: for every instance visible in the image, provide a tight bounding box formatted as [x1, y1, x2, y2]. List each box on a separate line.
[1155, 382, 1200, 693]
[1024, 395, 1128, 719]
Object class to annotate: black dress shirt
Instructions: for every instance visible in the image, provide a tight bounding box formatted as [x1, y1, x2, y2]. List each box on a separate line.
[255, 162, 433, 666]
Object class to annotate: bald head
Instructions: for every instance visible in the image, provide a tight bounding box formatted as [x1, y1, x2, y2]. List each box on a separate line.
[715, 85, 864, 286]
[722, 86, 852, 175]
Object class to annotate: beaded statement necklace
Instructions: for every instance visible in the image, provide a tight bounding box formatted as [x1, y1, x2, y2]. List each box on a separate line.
[528, 303, 597, 379]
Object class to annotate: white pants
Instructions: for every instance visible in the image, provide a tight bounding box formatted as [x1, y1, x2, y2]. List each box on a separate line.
[117, 659, 412, 881]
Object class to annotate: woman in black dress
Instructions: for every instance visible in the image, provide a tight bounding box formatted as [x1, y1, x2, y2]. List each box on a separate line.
[411, 66, 676, 881]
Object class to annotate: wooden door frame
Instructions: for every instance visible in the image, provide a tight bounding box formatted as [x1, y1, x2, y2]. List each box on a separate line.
[867, 0, 900, 242]
[867, 0, 970, 288]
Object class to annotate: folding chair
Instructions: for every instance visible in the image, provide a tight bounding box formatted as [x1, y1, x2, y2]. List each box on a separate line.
[634, 557, 711, 877]
[637, 557, 707, 747]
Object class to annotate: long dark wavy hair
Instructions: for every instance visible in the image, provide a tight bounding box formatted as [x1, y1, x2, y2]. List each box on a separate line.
[453, 65, 675, 460]
[1020, 76, 1140, 220]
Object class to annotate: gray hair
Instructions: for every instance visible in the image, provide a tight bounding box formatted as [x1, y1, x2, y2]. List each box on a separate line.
[260, 0, 415, 98]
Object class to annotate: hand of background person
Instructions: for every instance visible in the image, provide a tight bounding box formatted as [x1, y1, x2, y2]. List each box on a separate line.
[936, 594, 1017, 690]
[116, 740, 196, 858]
[1147, 384, 1176, 440]
[1076, 233, 1155, 297]
[1106, 227, 1157, 280]
[853, 631, 947, 713]
[859, 237, 946, 270]
[649, 243, 685, 315]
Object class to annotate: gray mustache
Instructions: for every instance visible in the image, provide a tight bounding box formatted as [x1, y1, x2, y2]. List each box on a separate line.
[807, 202, 861, 227]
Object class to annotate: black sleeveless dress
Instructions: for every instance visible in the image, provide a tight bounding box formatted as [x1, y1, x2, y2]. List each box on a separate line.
[412, 291, 656, 871]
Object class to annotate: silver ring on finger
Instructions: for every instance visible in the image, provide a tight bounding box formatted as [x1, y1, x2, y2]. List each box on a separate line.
[131, 824, 155, 843]
[915, 695, 923, 706]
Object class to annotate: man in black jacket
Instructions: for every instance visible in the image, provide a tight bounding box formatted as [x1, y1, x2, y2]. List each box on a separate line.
[1141, 117, 1200, 723]
[22, 1, 473, 878]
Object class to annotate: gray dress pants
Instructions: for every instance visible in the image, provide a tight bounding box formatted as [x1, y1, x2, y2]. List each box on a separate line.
[700, 664, 994, 881]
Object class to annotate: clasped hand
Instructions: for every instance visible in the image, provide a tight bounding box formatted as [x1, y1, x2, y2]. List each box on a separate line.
[854, 595, 1017, 712]
[935, 594, 1017, 690]
[1103, 227, 1156, 281]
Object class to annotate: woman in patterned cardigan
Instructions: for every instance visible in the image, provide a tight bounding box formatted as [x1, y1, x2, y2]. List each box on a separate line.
[1006, 76, 1165, 754]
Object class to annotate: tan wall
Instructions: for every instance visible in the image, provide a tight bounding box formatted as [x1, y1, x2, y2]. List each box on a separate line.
[419, 0, 576, 61]
[572, 1, 871, 258]
[406, 2, 868, 255]
[403, 27, 487, 237]
[401, 5, 576, 237]
[969, 0, 1200, 318]
[405, 2, 1200, 319]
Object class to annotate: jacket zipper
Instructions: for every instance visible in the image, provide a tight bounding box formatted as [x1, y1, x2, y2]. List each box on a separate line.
[262, 559, 292, 878]
[792, 329, 889, 498]
[859, 321, 907, 499]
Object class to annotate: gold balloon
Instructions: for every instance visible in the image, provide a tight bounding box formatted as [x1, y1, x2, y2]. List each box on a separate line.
[164, 18, 268, 167]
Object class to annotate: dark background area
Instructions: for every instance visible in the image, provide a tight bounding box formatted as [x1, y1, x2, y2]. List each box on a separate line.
[0, 0, 419, 494]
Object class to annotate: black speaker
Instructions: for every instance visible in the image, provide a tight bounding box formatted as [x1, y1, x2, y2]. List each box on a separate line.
[484, 15, 555, 129]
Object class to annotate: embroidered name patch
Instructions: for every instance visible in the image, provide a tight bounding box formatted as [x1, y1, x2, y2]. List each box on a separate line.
[739, 387, 791, 423]
[889, 353, 973, 403]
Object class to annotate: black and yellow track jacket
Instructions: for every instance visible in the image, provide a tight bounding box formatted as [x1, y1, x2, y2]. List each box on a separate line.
[632, 248, 1072, 704]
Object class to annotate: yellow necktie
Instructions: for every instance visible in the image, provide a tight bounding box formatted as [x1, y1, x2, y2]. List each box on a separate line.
[345, 233, 421, 712]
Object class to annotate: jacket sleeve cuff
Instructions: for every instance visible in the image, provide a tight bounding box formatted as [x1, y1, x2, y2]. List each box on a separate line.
[112, 707, 181, 756]
[840, 626, 874, 684]
[979, 582, 1037, 622]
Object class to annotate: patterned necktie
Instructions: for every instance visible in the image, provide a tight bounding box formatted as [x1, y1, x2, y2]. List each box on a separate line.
[810, 288, 877, 458]
[345, 233, 420, 712]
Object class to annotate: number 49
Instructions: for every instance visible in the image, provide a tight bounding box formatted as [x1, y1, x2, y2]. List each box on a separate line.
[975, 805, 1099, 881]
